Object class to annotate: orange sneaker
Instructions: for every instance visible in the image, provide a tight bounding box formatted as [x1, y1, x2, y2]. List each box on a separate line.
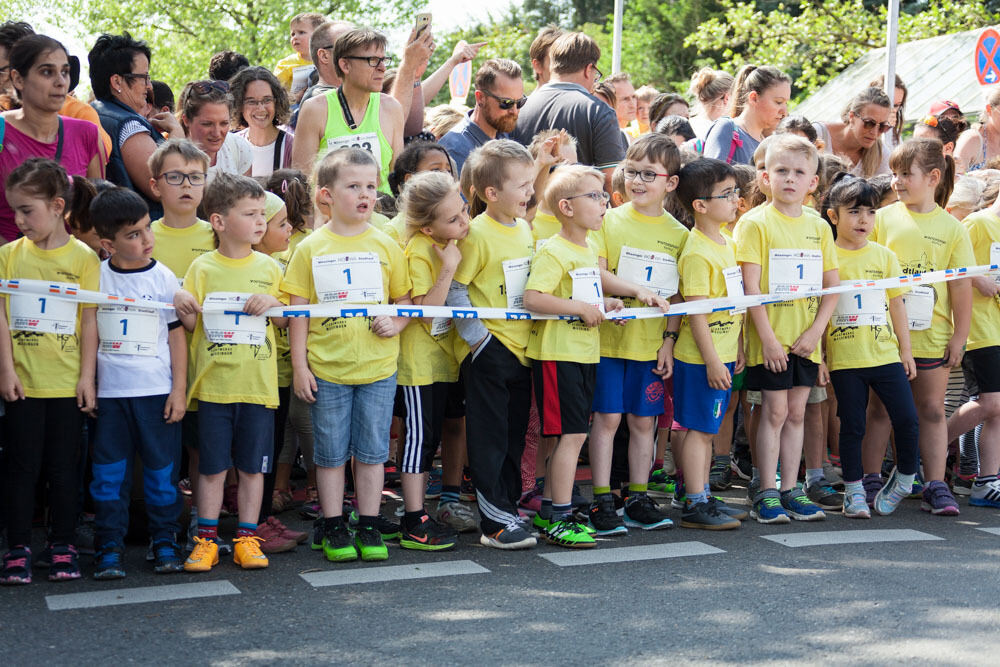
[183, 537, 219, 573]
[233, 535, 269, 569]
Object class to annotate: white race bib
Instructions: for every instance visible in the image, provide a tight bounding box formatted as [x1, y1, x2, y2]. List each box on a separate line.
[722, 265, 746, 315]
[616, 246, 678, 298]
[322, 132, 381, 167]
[991, 242, 1000, 285]
[769, 249, 822, 294]
[832, 284, 887, 327]
[97, 304, 159, 356]
[313, 252, 383, 304]
[570, 266, 604, 311]
[9, 281, 78, 334]
[429, 317, 452, 337]
[502, 257, 531, 309]
[203, 292, 268, 345]
[903, 285, 935, 331]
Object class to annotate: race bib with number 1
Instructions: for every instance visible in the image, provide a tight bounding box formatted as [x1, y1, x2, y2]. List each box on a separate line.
[313, 252, 384, 304]
[202, 292, 267, 345]
[769, 249, 822, 294]
[570, 267, 604, 311]
[97, 304, 159, 355]
[831, 284, 887, 327]
[9, 279, 78, 334]
[616, 246, 678, 298]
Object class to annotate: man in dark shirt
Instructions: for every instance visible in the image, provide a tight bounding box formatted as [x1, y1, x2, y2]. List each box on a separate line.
[512, 32, 625, 192]
[438, 58, 525, 174]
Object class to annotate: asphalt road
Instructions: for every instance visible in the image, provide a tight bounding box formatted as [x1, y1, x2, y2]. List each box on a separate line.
[2, 480, 1000, 665]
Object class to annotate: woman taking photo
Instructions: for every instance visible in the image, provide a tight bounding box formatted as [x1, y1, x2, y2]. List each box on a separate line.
[703, 64, 791, 165]
[813, 86, 892, 178]
[88, 32, 180, 218]
[0, 34, 103, 242]
[229, 66, 294, 178]
[178, 80, 252, 180]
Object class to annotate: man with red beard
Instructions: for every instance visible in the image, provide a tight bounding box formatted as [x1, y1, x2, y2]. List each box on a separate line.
[439, 58, 525, 174]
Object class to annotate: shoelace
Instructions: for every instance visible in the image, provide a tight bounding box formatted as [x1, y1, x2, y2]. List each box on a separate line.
[761, 496, 782, 508]
[5, 557, 27, 569]
[234, 535, 266, 554]
[52, 553, 74, 565]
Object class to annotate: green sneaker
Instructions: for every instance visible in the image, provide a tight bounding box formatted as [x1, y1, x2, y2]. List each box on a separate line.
[532, 514, 552, 532]
[648, 469, 676, 499]
[545, 518, 596, 548]
[321, 522, 358, 562]
[354, 525, 388, 561]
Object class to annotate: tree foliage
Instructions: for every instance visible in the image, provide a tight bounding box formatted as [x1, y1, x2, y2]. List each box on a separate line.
[686, 0, 1000, 99]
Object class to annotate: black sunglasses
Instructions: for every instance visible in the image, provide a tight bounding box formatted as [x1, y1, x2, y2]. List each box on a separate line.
[857, 116, 890, 133]
[480, 88, 527, 110]
[191, 80, 230, 95]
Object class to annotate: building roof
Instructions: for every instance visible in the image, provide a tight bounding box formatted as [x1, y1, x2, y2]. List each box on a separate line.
[793, 25, 998, 123]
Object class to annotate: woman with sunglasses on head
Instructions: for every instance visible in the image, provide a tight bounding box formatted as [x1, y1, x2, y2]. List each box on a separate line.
[813, 87, 892, 178]
[178, 79, 252, 180]
[230, 66, 294, 179]
[0, 34, 104, 243]
[89, 32, 181, 218]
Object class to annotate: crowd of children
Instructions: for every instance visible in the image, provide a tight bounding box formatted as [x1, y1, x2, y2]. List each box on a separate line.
[4, 17, 1000, 587]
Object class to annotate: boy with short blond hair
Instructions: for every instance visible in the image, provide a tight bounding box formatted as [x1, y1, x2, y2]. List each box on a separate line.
[173, 173, 287, 572]
[735, 134, 840, 524]
[447, 139, 538, 550]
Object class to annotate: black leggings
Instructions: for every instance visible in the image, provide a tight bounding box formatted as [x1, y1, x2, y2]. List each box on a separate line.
[259, 386, 291, 523]
[3, 398, 83, 547]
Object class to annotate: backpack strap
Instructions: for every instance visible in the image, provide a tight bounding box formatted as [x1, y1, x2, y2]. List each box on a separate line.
[0, 116, 5, 154]
[726, 130, 743, 165]
[272, 129, 285, 172]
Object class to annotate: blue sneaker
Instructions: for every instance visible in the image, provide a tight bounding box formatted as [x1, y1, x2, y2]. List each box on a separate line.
[780, 487, 826, 521]
[970, 476, 1000, 508]
[751, 490, 790, 524]
[93, 544, 126, 580]
[151, 540, 184, 574]
[874, 467, 911, 516]
[424, 468, 443, 499]
[907, 472, 924, 499]
[670, 478, 686, 510]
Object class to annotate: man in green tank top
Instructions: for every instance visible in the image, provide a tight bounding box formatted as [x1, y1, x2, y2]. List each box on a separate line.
[292, 27, 403, 193]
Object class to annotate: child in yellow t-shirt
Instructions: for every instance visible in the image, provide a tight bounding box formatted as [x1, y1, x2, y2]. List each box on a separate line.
[735, 135, 839, 524]
[0, 159, 99, 584]
[822, 175, 918, 518]
[282, 148, 412, 564]
[870, 138, 973, 515]
[950, 197, 1000, 508]
[273, 12, 325, 99]
[173, 174, 287, 573]
[394, 171, 472, 549]
[524, 165, 624, 548]
[148, 139, 215, 284]
[588, 134, 678, 536]
[672, 157, 749, 530]
[384, 141, 456, 247]
[527, 129, 579, 249]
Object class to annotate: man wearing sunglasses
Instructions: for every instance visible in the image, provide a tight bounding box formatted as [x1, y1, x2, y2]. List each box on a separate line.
[439, 58, 525, 174]
[513, 32, 625, 193]
[292, 27, 403, 192]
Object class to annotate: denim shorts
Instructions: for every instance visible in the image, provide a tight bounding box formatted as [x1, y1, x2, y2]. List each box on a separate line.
[312, 373, 397, 468]
[197, 401, 274, 475]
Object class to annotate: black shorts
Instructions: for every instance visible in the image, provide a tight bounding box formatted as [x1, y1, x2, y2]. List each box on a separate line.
[914, 355, 948, 371]
[399, 382, 453, 474]
[963, 346, 1000, 394]
[444, 376, 465, 419]
[532, 360, 596, 437]
[745, 354, 818, 392]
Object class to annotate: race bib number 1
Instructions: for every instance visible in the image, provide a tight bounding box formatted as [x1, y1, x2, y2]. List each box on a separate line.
[313, 252, 384, 304]
[9, 280, 78, 334]
[832, 284, 887, 327]
[97, 304, 159, 355]
[769, 249, 822, 294]
[570, 266, 604, 311]
[616, 246, 678, 298]
[502, 257, 531, 309]
[203, 292, 267, 345]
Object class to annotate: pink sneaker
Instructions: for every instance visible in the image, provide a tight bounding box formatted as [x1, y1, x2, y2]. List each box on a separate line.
[267, 516, 308, 544]
[254, 521, 297, 553]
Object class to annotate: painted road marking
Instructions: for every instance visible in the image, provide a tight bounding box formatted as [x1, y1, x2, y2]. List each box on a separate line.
[976, 527, 1000, 536]
[538, 541, 724, 567]
[761, 529, 944, 548]
[300, 560, 489, 588]
[46, 580, 240, 611]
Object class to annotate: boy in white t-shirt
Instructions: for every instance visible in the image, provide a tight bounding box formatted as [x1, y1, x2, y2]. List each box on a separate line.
[89, 188, 188, 580]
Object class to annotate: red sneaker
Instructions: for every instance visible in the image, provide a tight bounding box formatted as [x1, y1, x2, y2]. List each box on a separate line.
[254, 521, 297, 553]
[267, 516, 308, 545]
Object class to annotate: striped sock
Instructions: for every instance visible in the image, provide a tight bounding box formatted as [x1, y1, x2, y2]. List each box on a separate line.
[237, 522, 257, 538]
[552, 503, 572, 522]
[197, 518, 218, 541]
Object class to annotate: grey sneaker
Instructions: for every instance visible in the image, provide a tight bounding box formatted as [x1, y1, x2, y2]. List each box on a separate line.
[842, 490, 871, 519]
[874, 467, 913, 516]
[436, 501, 479, 533]
[479, 524, 537, 550]
[680, 500, 740, 530]
[805, 478, 844, 511]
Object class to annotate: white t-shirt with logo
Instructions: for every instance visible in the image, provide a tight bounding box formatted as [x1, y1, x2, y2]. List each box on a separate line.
[96, 259, 179, 398]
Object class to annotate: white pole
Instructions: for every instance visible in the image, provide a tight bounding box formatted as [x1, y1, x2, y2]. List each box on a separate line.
[612, 0, 624, 75]
[885, 0, 900, 97]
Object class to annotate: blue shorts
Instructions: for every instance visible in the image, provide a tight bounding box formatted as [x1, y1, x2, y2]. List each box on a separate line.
[312, 374, 396, 468]
[197, 402, 274, 475]
[673, 359, 735, 434]
[591, 357, 665, 417]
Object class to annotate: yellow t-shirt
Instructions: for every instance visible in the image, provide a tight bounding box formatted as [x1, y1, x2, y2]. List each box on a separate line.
[593, 202, 689, 361]
[398, 233, 462, 385]
[183, 251, 283, 408]
[273, 52, 311, 89]
[825, 242, 906, 372]
[453, 213, 535, 366]
[531, 211, 561, 249]
[735, 203, 838, 366]
[525, 235, 603, 363]
[675, 228, 743, 365]
[0, 237, 99, 398]
[962, 210, 1000, 351]
[273, 229, 310, 270]
[281, 224, 411, 385]
[873, 202, 975, 358]
[152, 219, 215, 285]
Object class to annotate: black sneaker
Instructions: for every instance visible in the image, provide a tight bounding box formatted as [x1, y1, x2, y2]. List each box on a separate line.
[400, 515, 458, 551]
[479, 524, 536, 550]
[47, 543, 82, 581]
[311, 518, 324, 551]
[588, 494, 627, 536]
[93, 544, 126, 580]
[710, 455, 733, 491]
[151, 540, 184, 574]
[805, 479, 844, 511]
[460, 468, 477, 502]
[322, 522, 358, 562]
[571, 484, 588, 510]
[375, 513, 401, 541]
[623, 494, 674, 530]
[354, 525, 388, 561]
[710, 496, 749, 521]
[731, 451, 752, 481]
[681, 500, 741, 530]
[0, 546, 32, 585]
